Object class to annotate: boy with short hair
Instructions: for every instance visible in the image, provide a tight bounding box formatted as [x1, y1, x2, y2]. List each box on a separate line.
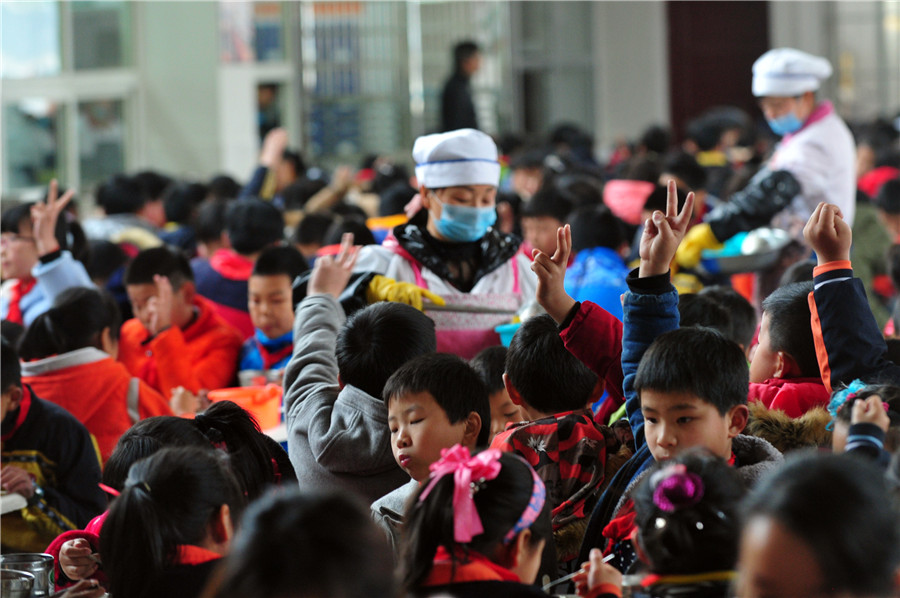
[1, 337, 106, 552]
[119, 246, 243, 405]
[520, 188, 574, 258]
[239, 245, 308, 383]
[284, 235, 437, 506]
[372, 352, 490, 554]
[470, 345, 522, 441]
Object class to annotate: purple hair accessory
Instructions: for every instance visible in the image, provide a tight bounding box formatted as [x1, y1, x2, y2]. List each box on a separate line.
[652, 467, 705, 513]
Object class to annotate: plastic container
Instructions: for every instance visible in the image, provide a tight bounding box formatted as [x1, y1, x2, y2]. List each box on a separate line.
[207, 384, 283, 430]
[495, 322, 521, 347]
[0, 553, 53, 597]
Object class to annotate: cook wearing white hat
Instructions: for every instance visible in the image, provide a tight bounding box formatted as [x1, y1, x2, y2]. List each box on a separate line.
[753, 48, 833, 137]
[415, 128, 501, 243]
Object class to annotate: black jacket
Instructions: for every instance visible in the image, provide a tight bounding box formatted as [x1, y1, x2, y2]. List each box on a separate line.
[441, 72, 478, 132]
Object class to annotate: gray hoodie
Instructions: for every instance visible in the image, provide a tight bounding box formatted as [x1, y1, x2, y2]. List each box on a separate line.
[283, 294, 409, 504]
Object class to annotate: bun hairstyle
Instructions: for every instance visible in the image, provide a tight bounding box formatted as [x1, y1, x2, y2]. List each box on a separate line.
[17, 286, 120, 361]
[632, 449, 746, 575]
[100, 447, 245, 598]
[400, 446, 551, 593]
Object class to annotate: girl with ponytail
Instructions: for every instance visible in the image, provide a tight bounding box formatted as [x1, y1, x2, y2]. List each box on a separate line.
[18, 286, 172, 462]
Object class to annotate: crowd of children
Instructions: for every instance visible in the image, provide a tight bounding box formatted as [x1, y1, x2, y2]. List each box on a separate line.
[1, 44, 900, 598]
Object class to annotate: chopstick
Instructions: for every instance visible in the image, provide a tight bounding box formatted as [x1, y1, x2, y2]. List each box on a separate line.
[541, 553, 616, 592]
[422, 302, 519, 315]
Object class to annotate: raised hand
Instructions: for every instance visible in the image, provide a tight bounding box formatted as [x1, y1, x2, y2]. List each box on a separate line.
[259, 127, 289, 168]
[531, 224, 576, 324]
[640, 180, 695, 277]
[802, 202, 852, 266]
[32, 179, 75, 256]
[308, 233, 359, 299]
[851, 395, 891, 433]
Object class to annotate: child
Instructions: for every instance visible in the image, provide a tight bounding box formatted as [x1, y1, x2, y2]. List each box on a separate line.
[399, 446, 552, 597]
[491, 314, 623, 566]
[738, 453, 900, 598]
[0, 180, 93, 326]
[0, 337, 106, 553]
[470, 345, 523, 441]
[238, 245, 308, 384]
[828, 381, 899, 462]
[698, 285, 757, 359]
[372, 353, 491, 554]
[285, 234, 436, 504]
[18, 286, 172, 461]
[99, 446, 245, 598]
[119, 246, 243, 403]
[532, 183, 781, 571]
[204, 490, 395, 598]
[192, 198, 284, 338]
[520, 188, 574, 258]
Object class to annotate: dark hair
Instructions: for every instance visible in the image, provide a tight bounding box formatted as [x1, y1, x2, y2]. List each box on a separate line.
[639, 125, 671, 156]
[643, 184, 687, 214]
[96, 174, 146, 215]
[323, 216, 376, 247]
[100, 447, 245, 598]
[662, 151, 707, 191]
[761, 281, 818, 377]
[742, 452, 900, 596]
[699, 286, 758, 350]
[18, 286, 121, 361]
[888, 244, 900, 293]
[875, 179, 900, 215]
[521, 188, 573, 223]
[1, 336, 21, 393]
[554, 173, 604, 209]
[251, 245, 308, 282]
[102, 416, 211, 492]
[401, 451, 552, 593]
[685, 117, 725, 152]
[1, 321, 25, 348]
[509, 147, 547, 171]
[226, 199, 284, 255]
[470, 346, 507, 394]
[163, 182, 208, 224]
[778, 259, 816, 286]
[452, 40, 480, 72]
[505, 314, 598, 414]
[635, 327, 748, 414]
[281, 150, 305, 180]
[371, 163, 411, 196]
[336, 302, 436, 398]
[208, 175, 242, 202]
[84, 240, 129, 284]
[677, 294, 731, 337]
[193, 400, 296, 501]
[379, 182, 417, 217]
[280, 177, 327, 211]
[124, 246, 193, 289]
[383, 353, 490, 447]
[195, 199, 230, 244]
[569, 204, 627, 252]
[209, 490, 394, 598]
[1, 199, 69, 252]
[633, 449, 745, 575]
[294, 213, 336, 246]
[132, 170, 174, 203]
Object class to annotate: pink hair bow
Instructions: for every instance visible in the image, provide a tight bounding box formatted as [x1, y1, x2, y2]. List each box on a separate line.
[419, 444, 503, 543]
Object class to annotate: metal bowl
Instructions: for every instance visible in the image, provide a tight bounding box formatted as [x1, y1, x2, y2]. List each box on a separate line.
[700, 228, 792, 275]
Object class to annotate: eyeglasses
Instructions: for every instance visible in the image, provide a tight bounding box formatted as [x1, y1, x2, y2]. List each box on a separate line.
[0, 234, 36, 245]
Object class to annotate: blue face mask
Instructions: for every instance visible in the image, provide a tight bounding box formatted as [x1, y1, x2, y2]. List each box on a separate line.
[433, 199, 497, 242]
[766, 111, 804, 136]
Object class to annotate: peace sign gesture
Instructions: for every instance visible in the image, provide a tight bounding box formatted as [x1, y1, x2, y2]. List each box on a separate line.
[32, 179, 75, 256]
[639, 180, 695, 277]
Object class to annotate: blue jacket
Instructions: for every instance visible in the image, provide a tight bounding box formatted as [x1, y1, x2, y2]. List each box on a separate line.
[565, 246, 629, 322]
[240, 329, 293, 372]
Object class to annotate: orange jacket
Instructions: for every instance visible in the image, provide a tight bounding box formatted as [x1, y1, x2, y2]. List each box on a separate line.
[118, 296, 243, 399]
[21, 348, 171, 462]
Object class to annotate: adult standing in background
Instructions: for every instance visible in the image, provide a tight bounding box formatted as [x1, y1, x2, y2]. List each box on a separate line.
[441, 41, 481, 132]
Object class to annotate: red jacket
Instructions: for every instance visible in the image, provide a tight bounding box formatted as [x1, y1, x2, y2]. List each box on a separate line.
[748, 377, 830, 418]
[21, 348, 171, 462]
[119, 296, 243, 398]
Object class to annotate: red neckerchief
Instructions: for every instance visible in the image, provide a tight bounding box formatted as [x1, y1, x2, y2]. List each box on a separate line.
[175, 545, 222, 566]
[254, 338, 293, 371]
[423, 546, 520, 586]
[210, 249, 254, 281]
[5, 277, 37, 325]
[1, 385, 32, 442]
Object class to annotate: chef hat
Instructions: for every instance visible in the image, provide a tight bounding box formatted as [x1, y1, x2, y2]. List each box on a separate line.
[752, 48, 833, 97]
[413, 128, 500, 188]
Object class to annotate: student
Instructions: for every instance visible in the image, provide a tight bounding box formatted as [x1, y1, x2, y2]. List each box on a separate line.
[293, 212, 336, 263]
[0, 337, 106, 553]
[827, 381, 900, 462]
[470, 345, 523, 441]
[18, 286, 173, 462]
[192, 199, 284, 339]
[491, 314, 622, 567]
[159, 181, 209, 255]
[204, 490, 395, 598]
[399, 447, 552, 597]
[194, 199, 231, 259]
[372, 353, 490, 554]
[82, 173, 165, 249]
[238, 245, 308, 383]
[119, 246, 243, 403]
[285, 235, 436, 504]
[698, 285, 758, 359]
[737, 453, 900, 598]
[99, 447, 245, 598]
[533, 183, 781, 570]
[520, 188, 574, 259]
[577, 449, 747, 597]
[0, 180, 93, 326]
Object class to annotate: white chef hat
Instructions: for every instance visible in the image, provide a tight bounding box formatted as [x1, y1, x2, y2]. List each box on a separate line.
[752, 48, 833, 97]
[413, 128, 500, 188]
